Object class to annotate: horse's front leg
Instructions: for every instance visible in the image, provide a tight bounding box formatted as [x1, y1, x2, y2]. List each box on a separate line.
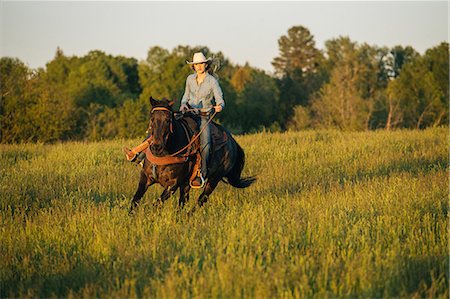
[130, 172, 155, 213]
[178, 182, 191, 208]
[154, 185, 176, 207]
[189, 176, 220, 215]
[197, 177, 220, 206]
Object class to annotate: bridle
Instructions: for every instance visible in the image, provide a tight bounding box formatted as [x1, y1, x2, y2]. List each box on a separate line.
[148, 106, 174, 135]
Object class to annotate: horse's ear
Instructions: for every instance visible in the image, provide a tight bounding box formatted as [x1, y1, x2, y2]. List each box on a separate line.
[149, 96, 157, 107]
[168, 100, 175, 107]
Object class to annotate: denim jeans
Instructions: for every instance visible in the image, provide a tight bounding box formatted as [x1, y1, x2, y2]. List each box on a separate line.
[198, 115, 211, 176]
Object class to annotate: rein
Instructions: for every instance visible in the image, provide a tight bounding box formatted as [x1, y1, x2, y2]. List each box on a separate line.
[146, 106, 218, 164]
[170, 110, 217, 157]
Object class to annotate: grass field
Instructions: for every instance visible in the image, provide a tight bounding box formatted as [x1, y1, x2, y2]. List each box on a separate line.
[0, 128, 448, 298]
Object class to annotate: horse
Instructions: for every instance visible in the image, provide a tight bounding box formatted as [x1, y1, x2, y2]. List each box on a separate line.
[128, 97, 256, 213]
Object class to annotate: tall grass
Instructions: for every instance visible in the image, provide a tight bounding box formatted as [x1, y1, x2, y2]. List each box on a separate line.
[0, 128, 447, 298]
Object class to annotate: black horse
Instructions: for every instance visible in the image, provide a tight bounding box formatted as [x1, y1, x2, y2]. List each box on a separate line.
[129, 97, 255, 212]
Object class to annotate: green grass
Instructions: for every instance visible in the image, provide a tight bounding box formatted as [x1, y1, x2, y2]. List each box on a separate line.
[0, 128, 448, 298]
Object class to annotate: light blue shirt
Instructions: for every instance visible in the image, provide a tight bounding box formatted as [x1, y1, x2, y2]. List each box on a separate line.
[181, 73, 225, 110]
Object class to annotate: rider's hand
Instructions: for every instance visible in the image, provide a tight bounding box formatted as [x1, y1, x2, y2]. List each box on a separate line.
[214, 105, 223, 113]
[180, 103, 189, 112]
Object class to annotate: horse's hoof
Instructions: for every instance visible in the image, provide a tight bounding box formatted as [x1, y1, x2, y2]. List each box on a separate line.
[129, 202, 139, 215]
[188, 206, 197, 216]
[153, 199, 163, 209]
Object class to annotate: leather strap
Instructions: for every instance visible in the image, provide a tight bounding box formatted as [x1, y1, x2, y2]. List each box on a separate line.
[144, 147, 187, 165]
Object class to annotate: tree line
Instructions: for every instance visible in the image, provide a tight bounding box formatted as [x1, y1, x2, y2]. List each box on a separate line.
[1, 25, 448, 143]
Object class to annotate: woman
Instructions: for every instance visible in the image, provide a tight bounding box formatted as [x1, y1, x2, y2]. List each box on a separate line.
[181, 52, 225, 187]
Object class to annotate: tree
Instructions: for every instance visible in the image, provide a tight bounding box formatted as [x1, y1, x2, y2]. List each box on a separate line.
[0, 58, 39, 142]
[117, 97, 150, 139]
[28, 81, 78, 142]
[387, 55, 446, 129]
[423, 42, 449, 118]
[369, 45, 420, 130]
[63, 50, 140, 108]
[45, 47, 73, 85]
[272, 26, 323, 77]
[234, 68, 280, 132]
[272, 26, 326, 128]
[311, 67, 370, 130]
[380, 43, 448, 130]
[287, 105, 312, 130]
[0, 56, 79, 142]
[311, 37, 371, 130]
[42, 49, 143, 140]
[230, 63, 253, 93]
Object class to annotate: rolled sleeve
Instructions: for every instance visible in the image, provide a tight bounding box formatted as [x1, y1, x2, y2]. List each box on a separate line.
[181, 78, 190, 105]
[211, 77, 225, 108]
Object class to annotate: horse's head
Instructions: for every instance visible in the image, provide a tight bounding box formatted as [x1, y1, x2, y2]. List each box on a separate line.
[149, 96, 175, 156]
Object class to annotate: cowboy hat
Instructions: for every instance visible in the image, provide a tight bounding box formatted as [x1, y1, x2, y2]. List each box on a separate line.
[186, 52, 212, 65]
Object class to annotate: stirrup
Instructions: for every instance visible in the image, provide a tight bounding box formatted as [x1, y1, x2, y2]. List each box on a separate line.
[190, 171, 206, 189]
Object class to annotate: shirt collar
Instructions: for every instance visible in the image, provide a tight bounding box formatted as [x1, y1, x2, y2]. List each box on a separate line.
[194, 72, 209, 79]
[193, 72, 209, 84]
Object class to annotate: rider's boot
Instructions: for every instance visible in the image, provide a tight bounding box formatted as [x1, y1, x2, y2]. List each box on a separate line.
[190, 150, 208, 189]
[124, 135, 151, 164]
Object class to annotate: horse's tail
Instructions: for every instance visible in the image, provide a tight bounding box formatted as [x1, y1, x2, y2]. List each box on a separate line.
[226, 141, 256, 188]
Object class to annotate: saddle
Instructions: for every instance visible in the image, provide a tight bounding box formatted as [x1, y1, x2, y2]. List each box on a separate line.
[182, 114, 229, 154]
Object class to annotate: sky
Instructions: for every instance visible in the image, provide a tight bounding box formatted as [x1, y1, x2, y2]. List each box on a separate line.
[1, 1, 448, 73]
